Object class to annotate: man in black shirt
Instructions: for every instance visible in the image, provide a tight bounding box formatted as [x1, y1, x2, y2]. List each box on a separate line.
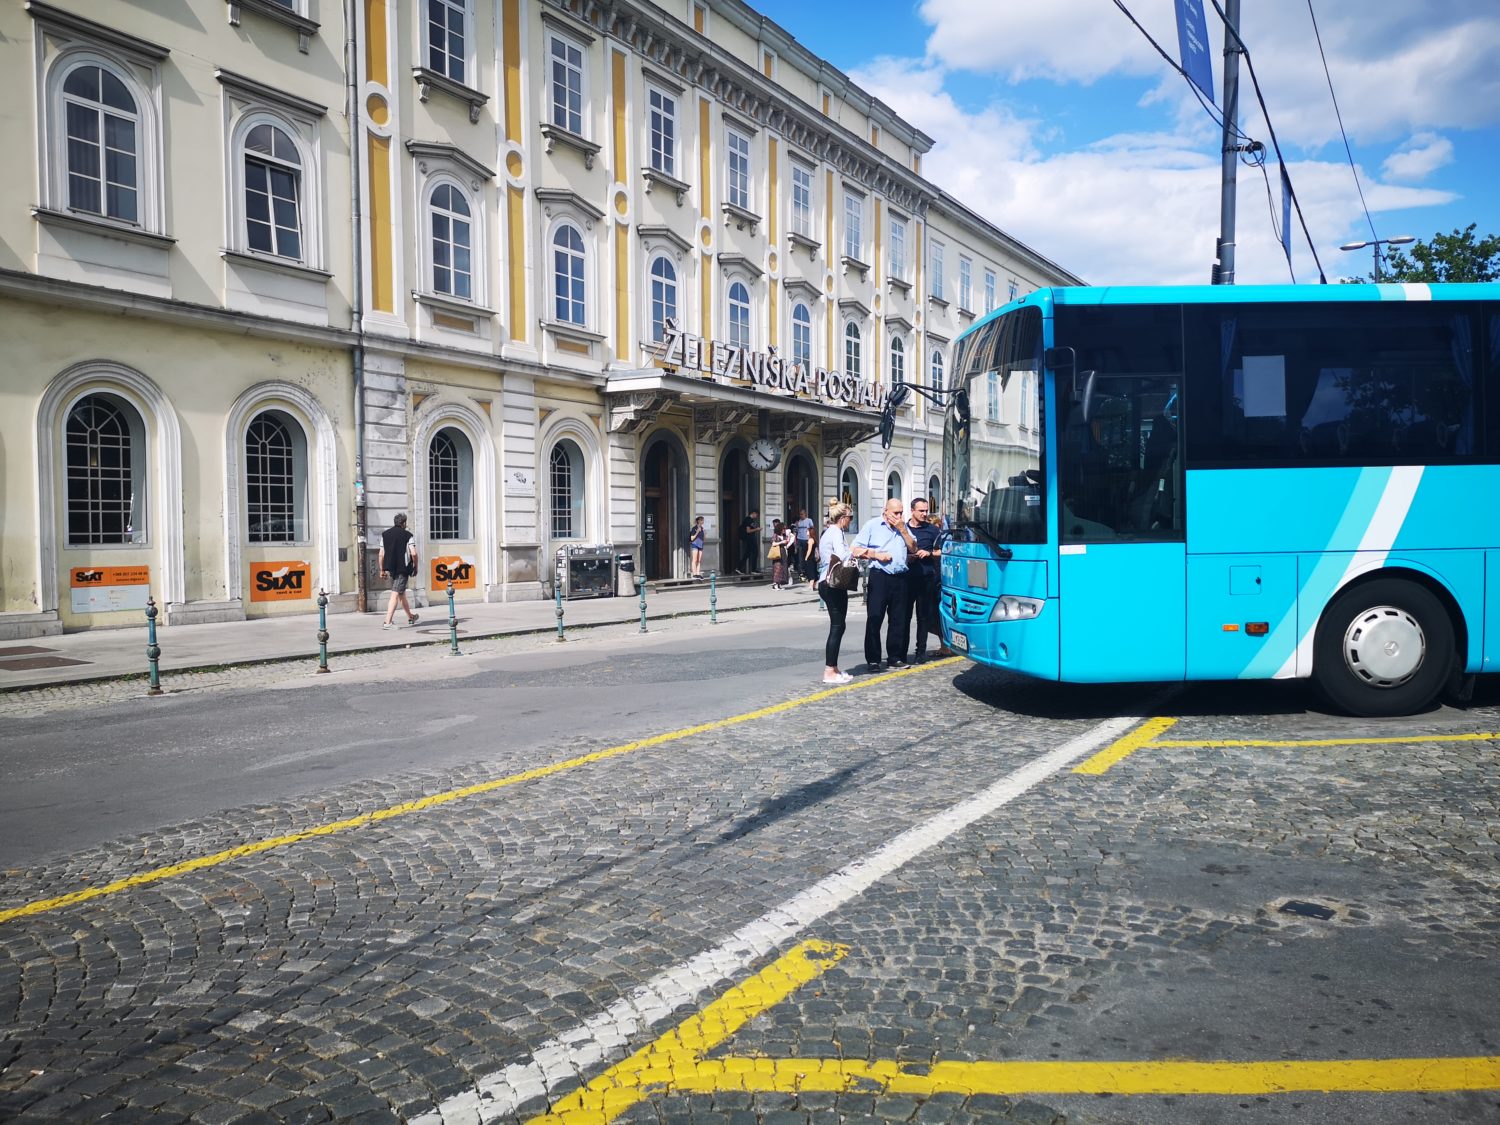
[904, 498, 945, 661]
[378, 513, 420, 629]
[738, 509, 761, 573]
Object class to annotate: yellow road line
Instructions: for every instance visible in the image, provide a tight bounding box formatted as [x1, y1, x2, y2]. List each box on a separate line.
[525, 939, 848, 1124]
[1, 666, 943, 927]
[1155, 732, 1500, 748]
[666, 1055, 1500, 1097]
[1072, 716, 1179, 775]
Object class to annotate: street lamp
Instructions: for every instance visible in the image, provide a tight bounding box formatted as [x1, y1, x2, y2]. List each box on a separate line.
[1339, 235, 1415, 281]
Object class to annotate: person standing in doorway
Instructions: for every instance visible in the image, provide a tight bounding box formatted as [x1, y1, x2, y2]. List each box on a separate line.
[816, 502, 856, 683]
[851, 498, 911, 671]
[739, 508, 762, 574]
[379, 513, 420, 630]
[687, 515, 706, 578]
[794, 506, 816, 585]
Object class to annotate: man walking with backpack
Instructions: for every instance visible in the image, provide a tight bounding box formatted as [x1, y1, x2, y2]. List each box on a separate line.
[379, 513, 421, 629]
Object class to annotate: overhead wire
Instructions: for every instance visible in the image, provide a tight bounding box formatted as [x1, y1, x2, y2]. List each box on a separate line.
[1109, 0, 1250, 142]
[1306, 0, 1378, 245]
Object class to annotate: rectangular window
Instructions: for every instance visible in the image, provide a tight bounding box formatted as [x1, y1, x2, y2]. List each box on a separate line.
[984, 269, 996, 312]
[648, 87, 676, 176]
[843, 190, 863, 261]
[930, 240, 945, 300]
[959, 256, 973, 310]
[790, 162, 813, 238]
[889, 216, 907, 281]
[987, 371, 1000, 422]
[428, 0, 467, 84]
[548, 32, 584, 135]
[726, 128, 750, 211]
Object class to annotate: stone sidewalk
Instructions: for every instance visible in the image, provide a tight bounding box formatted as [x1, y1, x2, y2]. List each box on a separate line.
[0, 577, 821, 693]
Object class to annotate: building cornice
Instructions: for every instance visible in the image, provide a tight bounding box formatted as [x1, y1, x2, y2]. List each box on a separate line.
[27, 1, 170, 61]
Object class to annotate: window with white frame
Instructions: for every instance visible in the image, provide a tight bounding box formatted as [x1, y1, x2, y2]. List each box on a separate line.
[648, 255, 677, 342]
[889, 334, 905, 387]
[243, 121, 303, 260]
[987, 371, 1001, 422]
[61, 63, 142, 223]
[726, 128, 751, 211]
[790, 161, 813, 238]
[429, 427, 474, 541]
[426, 0, 468, 84]
[984, 269, 997, 312]
[791, 302, 812, 369]
[548, 31, 585, 135]
[959, 256, 972, 310]
[549, 439, 585, 539]
[930, 239, 945, 300]
[930, 348, 945, 394]
[552, 222, 586, 324]
[843, 189, 863, 260]
[889, 215, 907, 281]
[428, 182, 473, 300]
[843, 321, 862, 377]
[887, 471, 902, 501]
[727, 280, 751, 349]
[245, 409, 308, 543]
[648, 86, 676, 177]
[65, 392, 146, 545]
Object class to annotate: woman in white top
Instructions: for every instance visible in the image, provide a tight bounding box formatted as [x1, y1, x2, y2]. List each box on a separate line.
[817, 501, 856, 684]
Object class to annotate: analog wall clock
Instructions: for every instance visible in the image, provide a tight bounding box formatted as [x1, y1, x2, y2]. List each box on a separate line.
[747, 437, 782, 472]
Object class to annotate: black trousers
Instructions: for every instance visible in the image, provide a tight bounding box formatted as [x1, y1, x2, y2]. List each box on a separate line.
[864, 569, 911, 665]
[906, 572, 940, 656]
[819, 583, 849, 667]
[740, 541, 758, 572]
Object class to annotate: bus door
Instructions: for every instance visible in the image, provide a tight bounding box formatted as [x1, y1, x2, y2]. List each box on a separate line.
[1056, 375, 1186, 681]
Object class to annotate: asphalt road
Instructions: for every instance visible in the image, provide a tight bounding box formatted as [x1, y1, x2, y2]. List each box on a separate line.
[1, 600, 1498, 1124]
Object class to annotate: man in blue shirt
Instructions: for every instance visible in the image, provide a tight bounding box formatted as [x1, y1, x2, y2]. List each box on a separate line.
[852, 497, 915, 672]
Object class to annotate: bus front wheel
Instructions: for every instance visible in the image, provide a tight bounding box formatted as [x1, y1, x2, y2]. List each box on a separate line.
[1312, 578, 1454, 717]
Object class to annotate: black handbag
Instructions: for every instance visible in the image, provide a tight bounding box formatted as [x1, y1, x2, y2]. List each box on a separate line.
[825, 553, 860, 591]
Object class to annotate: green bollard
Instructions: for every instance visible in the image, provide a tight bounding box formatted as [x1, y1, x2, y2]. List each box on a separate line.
[709, 571, 718, 624]
[637, 573, 648, 634]
[446, 579, 462, 656]
[554, 581, 566, 642]
[316, 589, 330, 673]
[145, 596, 162, 696]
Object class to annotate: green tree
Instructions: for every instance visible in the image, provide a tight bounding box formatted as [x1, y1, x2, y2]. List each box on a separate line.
[1379, 224, 1500, 283]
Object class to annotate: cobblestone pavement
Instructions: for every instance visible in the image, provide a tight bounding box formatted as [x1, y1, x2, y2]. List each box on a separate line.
[1, 635, 1498, 1124]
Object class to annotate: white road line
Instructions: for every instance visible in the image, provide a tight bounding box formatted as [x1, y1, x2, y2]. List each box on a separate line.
[413, 713, 1140, 1125]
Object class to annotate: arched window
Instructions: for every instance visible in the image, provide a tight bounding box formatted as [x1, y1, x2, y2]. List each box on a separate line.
[549, 439, 585, 539]
[649, 256, 677, 342]
[430, 183, 472, 299]
[62, 63, 140, 222]
[728, 281, 751, 349]
[930, 348, 945, 393]
[552, 223, 586, 324]
[840, 465, 860, 521]
[887, 471, 902, 502]
[928, 474, 941, 511]
[843, 321, 862, 378]
[244, 122, 303, 259]
[65, 392, 146, 545]
[791, 302, 812, 370]
[889, 335, 905, 387]
[429, 427, 475, 540]
[245, 409, 308, 542]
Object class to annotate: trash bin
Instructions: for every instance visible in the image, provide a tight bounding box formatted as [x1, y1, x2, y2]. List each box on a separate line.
[615, 553, 636, 596]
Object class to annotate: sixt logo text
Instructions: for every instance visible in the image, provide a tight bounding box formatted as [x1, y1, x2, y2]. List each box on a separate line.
[254, 566, 307, 592]
[434, 561, 473, 583]
[74, 570, 105, 583]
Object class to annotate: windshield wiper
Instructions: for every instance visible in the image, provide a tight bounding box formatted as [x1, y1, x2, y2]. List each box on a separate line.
[943, 521, 1014, 562]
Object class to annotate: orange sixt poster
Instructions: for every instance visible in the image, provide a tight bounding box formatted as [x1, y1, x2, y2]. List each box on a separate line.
[69, 566, 151, 612]
[249, 561, 313, 601]
[430, 555, 477, 590]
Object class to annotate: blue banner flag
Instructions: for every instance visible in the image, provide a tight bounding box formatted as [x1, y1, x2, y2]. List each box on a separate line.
[1280, 164, 1293, 261]
[1175, 0, 1215, 105]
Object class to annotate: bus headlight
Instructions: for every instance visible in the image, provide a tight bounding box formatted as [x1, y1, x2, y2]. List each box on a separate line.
[991, 595, 1044, 621]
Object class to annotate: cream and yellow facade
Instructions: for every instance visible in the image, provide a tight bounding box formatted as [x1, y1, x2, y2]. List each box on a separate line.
[0, 0, 1079, 637]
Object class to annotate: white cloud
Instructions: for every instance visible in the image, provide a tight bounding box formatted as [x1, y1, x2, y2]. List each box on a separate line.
[1381, 133, 1455, 183]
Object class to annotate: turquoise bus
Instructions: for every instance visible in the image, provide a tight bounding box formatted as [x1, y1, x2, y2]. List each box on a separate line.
[937, 283, 1499, 716]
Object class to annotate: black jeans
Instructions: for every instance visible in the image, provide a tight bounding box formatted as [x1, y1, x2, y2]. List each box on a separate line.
[906, 571, 940, 656]
[864, 569, 911, 665]
[740, 542, 758, 572]
[819, 582, 849, 667]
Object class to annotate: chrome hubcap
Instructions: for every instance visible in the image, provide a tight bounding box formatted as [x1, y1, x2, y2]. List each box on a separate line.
[1343, 605, 1425, 687]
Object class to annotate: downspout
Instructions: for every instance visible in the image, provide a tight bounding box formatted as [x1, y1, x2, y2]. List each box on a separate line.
[344, 0, 369, 611]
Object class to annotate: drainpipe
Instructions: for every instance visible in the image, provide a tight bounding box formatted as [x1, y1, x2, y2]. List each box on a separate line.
[344, 0, 369, 611]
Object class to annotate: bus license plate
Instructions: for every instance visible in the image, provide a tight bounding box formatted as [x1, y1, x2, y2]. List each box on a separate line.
[950, 630, 968, 653]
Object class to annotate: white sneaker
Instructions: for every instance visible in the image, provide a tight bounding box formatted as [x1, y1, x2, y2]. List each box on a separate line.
[821, 671, 853, 685]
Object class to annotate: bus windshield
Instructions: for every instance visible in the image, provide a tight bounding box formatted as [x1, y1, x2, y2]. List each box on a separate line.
[944, 305, 1045, 545]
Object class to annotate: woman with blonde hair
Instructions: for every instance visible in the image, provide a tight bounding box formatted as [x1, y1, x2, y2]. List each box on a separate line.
[816, 501, 856, 683]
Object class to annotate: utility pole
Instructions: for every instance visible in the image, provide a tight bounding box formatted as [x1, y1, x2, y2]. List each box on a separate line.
[1213, 0, 1242, 285]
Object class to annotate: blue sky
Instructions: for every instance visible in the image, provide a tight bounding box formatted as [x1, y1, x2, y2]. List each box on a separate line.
[751, 0, 1500, 286]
